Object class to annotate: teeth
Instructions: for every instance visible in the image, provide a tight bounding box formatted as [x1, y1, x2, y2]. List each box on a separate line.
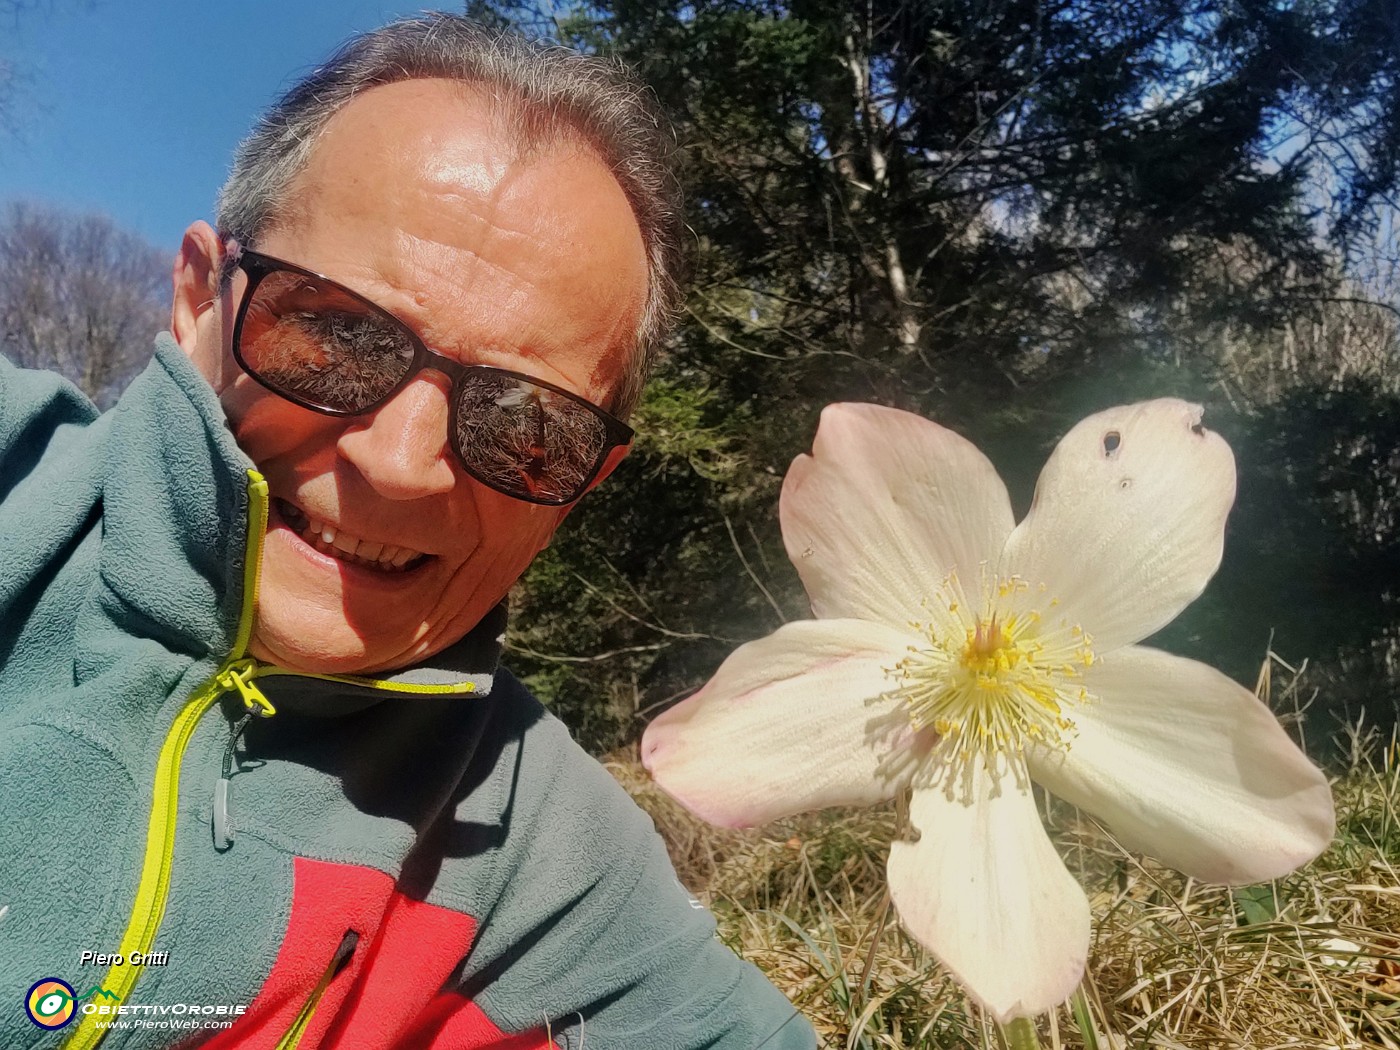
[279, 499, 425, 571]
[294, 519, 423, 570]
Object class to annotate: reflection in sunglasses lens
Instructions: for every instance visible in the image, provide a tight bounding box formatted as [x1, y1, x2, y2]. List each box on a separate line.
[455, 374, 606, 502]
[236, 259, 617, 505]
[241, 274, 414, 412]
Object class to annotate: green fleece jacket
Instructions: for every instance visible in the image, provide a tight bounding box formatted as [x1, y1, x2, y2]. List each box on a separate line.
[0, 337, 817, 1050]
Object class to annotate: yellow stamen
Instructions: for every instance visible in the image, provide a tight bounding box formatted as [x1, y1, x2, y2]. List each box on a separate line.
[885, 572, 1097, 783]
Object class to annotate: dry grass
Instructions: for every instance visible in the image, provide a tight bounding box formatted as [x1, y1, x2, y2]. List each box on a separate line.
[606, 726, 1400, 1049]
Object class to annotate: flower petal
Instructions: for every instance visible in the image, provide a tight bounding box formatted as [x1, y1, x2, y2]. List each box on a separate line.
[887, 757, 1090, 1023]
[998, 399, 1235, 652]
[781, 403, 1015, 629]
[1029, 645, 1335, 885]
[641, 618, 929, 827]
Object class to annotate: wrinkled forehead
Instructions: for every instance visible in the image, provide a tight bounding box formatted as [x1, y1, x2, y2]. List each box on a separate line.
[282, 78, 599, 210]
[259, 79, 649, 397]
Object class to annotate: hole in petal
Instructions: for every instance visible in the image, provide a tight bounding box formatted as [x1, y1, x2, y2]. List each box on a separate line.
[1102, 430, 1122, 456]
[1119, 477, 1132, 490]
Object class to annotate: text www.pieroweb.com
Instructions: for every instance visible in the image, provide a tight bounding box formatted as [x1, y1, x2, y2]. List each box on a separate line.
[84, 1002, 244, 1032]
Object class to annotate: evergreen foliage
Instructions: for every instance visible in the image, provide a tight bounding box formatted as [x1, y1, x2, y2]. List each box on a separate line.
[481, 0, 1400, 753]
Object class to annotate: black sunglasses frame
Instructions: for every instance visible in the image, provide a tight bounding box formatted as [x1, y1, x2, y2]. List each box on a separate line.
[226, 245, 634, 507]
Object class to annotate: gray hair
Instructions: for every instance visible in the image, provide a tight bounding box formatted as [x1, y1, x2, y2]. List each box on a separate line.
[215, 12, 684, 418]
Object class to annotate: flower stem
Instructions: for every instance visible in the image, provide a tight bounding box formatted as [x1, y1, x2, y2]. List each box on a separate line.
[1000, 1017, 1042, 1050]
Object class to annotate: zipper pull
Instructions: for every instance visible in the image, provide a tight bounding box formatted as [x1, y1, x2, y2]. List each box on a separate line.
[214, 711, 255, 851]
[213, 777, 232, 851]
[217, 658, 277, 717]
[213, 659, 275, 852]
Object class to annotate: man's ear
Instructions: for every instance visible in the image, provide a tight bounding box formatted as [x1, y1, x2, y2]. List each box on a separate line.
[170, 221, 228, 386]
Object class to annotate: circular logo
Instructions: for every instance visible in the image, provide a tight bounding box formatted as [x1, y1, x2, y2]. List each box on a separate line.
[26, 978, 77, 1029]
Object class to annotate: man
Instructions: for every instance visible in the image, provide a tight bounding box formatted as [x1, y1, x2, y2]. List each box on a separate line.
[0, 15, 816, 1049]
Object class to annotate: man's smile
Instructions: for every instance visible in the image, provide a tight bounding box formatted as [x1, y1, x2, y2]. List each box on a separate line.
[272, 496, 431, 573]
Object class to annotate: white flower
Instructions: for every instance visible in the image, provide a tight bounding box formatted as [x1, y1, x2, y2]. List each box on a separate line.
[642, 400, 1335, 1022]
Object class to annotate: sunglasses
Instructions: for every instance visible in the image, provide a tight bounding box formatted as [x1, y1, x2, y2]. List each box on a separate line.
[226, 245, 633, 506]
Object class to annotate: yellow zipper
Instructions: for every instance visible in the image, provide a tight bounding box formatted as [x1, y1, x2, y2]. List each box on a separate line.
[257, 668, 475, 695]
[64, 470, 481, 1049]
[62, 470, 272, 1050]
[273, 930, 359, 1050]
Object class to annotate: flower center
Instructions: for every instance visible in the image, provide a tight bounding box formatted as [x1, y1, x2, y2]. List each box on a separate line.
[887, 573, 1097, 779]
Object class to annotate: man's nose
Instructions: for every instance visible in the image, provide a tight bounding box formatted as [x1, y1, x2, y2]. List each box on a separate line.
[336, 372, 457, 499]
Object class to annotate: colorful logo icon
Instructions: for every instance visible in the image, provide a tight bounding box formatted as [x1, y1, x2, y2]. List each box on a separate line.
[25, 978, 77, 1029]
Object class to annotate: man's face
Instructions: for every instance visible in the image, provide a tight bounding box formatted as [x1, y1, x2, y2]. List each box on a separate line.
[176, 79, 648, 674]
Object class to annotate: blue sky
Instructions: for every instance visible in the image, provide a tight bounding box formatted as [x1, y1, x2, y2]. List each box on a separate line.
[0, 2, 449, 253]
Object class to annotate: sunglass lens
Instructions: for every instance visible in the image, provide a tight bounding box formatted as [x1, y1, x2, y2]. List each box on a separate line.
[238, 269, 415, 413]
[454, 372, 608, 504]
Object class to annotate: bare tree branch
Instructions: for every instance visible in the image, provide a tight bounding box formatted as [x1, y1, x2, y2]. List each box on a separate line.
[0, 202, 168, 408]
